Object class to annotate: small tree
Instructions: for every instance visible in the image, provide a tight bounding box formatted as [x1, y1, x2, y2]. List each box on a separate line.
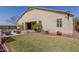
[37, 21, 42, 32]
[32, 23, 38, 31]
[32, 21, 42, 32]
[74, 17, 79, 32]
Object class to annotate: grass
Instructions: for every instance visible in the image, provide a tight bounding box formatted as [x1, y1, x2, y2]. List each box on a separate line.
[6, 33, 79, 52]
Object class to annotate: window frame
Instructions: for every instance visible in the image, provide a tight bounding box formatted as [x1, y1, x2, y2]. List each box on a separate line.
[57, 18, 63, 27]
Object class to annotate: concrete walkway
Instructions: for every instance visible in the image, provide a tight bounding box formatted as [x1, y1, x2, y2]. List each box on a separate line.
[0, 31, 26, 52]
[0, 44, 6, 52]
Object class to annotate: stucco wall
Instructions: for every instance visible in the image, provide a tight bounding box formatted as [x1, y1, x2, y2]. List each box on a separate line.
[17, 9, 73, 35]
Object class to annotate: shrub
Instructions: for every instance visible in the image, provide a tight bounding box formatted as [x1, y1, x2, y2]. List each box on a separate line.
[56, 31, 62, 35]
[31, 23, 38, 32]
[45, 31, 49, 34]
[37, 21, 42, 32]
[32, 21, 43, 32]
[74, 24, 79, 32]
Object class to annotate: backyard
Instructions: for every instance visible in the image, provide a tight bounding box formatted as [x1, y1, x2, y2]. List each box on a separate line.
[6, 33, 79, 52]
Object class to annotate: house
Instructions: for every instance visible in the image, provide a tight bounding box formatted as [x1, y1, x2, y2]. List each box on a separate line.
[17, 7, 74, 35]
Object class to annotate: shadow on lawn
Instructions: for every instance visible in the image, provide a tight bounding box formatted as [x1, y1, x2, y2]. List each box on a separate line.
[6, 37, 16, 43]
[2, 37, 16, 44]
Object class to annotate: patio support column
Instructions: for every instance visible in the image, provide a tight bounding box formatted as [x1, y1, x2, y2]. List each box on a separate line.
[23, 22, 27, 31]
[23, 22, 28, 33]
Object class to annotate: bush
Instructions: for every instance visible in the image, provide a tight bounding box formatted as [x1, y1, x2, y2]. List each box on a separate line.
[32, 23, 38, 32]
[37, 21, 42, 32]
[32, 21, 43, 32]
[74, 24, 79, 32]
[45, 31, 49, 34]
[56, 31, 62, 35]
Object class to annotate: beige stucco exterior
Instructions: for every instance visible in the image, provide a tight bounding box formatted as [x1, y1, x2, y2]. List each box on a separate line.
[17, 8, 74, 35]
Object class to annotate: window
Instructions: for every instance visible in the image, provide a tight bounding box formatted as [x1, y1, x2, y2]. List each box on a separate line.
[57, 18, 62, 27]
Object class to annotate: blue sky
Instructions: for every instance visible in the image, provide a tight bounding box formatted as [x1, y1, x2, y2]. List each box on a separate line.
[0, 6, 79, 25]
[0, 6, 26, 25]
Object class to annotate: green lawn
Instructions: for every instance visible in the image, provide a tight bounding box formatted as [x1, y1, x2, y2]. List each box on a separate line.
[6, 33, 79, 52]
